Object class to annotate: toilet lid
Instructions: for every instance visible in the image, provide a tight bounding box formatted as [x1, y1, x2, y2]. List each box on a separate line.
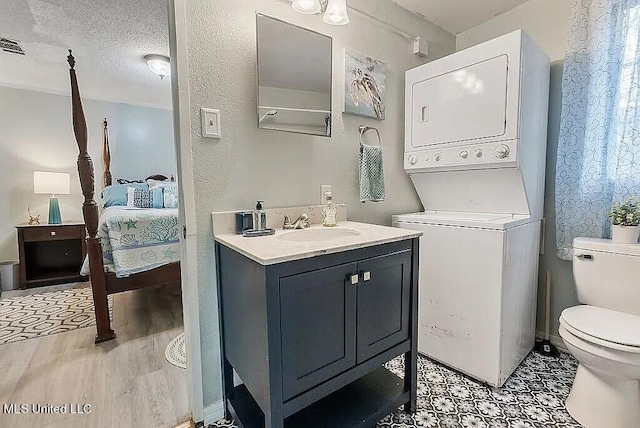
[560, 306, 640, 348]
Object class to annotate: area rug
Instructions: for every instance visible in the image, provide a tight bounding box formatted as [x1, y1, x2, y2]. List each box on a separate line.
[165, 332, 187, 369]
[0, 287, 114, 345]
[209, 351, 580, 428]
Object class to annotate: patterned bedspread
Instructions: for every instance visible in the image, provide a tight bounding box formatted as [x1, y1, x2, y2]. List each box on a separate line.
[81, 207, 180, 278]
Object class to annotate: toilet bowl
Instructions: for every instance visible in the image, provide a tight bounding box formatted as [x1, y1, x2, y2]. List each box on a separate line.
[560, 238, 640, 428]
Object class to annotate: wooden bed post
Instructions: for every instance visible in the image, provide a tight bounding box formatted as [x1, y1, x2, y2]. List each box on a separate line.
[67, 50, 115, 343]
[102, 119, 112, 187]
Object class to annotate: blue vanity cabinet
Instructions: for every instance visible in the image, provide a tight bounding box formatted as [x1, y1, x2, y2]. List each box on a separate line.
[280, 262, 357, 400]
[215, 238, 419, 428]
[356, 250, 412, 364]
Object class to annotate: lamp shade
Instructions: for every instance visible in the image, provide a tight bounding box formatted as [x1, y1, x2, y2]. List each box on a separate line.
[34, 171, 71, 195]
[323, 0, 349, 25]
[292, 0, 321, 14]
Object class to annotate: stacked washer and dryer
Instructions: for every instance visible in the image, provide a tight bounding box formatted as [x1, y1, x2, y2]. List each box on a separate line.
[393, 30, 550, 387]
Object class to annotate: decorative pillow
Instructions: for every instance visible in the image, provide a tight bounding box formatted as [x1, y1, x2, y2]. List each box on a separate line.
[126, 187, 163, 209]
[102, 183, 148, 207]
[116, 178, 145, 185]
[151, 187, 164, 208]
[148, 180, 179, 208]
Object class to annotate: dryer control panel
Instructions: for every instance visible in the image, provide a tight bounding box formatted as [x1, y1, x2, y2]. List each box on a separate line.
[404, 140, 518, 172]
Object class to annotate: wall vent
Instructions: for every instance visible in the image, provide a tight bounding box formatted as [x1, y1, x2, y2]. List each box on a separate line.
[1, 38, 25, 55]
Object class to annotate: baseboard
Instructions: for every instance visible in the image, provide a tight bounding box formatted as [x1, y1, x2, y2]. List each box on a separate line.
[535, 330, 569, 353]
[203, 400, 225, 427]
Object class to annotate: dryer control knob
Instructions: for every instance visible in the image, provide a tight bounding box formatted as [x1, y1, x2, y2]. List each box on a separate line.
[408, 155, 418, 165]
[435, 153, 442, 162]
[475, 149, 483, 158]
[459, 151, 469, 159]
[495, 145, 510, 159]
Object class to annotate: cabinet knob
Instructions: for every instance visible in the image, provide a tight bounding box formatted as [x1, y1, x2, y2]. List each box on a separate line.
[363, 271, 371, 282]
[50, 231, 56, 236]
[350, 274, 359, 285]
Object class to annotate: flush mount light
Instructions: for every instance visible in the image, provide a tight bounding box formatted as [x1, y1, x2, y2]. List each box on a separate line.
[323, 0, 349, 25]
[292, 0, 321, 14]
[144, 54, 171, 80]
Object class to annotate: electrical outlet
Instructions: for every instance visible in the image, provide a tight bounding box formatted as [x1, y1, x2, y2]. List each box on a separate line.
[320, 184, 332, 203]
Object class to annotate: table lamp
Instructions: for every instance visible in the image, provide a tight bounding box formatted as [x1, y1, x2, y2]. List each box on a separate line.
[34, 171, 71, 224]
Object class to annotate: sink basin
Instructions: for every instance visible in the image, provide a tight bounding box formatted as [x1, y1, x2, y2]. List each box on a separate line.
[277, 228, 361, 243]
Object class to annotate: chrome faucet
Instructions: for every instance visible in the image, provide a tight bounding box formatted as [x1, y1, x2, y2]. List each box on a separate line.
[276, 212, 295, 230]
[291, 212, 311, 229]
[276, 208, 313, 230]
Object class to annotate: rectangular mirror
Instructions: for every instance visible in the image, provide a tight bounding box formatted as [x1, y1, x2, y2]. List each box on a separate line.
[257, 14, 332, 137]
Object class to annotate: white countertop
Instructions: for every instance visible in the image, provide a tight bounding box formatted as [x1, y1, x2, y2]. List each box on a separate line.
[214, 221, 422, 265]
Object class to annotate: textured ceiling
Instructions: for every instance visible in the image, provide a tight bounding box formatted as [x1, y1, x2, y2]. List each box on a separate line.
[393, 0, 531, 34]
[0, 0, 171, 109]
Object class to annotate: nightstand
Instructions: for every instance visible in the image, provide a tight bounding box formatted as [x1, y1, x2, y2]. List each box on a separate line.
[16, 222, 87, 289]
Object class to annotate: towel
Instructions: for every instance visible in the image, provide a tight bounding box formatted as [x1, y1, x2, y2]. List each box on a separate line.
[359, 143, 385, 202]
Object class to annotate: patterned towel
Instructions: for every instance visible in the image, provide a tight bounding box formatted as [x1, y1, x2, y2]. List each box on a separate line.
[359, 143, 385, 202]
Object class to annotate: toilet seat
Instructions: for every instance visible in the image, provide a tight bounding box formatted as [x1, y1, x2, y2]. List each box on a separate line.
[560, 306, 640, 353]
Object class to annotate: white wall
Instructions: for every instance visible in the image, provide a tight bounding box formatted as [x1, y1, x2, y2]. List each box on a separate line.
[182, 0, 456, 407]
[456, 0, 576, 339]
[0, 86, 176, 262]
[456, 0, 573, 61]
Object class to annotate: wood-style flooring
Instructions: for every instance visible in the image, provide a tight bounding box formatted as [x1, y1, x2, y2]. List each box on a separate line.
[0, 282, 189, 428]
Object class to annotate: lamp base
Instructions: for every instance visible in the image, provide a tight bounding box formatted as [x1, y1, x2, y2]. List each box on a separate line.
[48, 197, 62, 225]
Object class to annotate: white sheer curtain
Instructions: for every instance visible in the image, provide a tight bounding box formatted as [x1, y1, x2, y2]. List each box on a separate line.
[556, 0, 640, 260]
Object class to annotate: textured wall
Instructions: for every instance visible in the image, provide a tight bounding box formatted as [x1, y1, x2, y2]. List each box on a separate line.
[0, 86, 175, 262]
[456, 0, 573, 61]
[456, 0, 577, 339]
[183, 0, 455, 407]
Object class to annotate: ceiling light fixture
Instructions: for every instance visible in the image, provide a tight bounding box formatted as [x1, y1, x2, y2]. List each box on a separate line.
[292, 0, 321, 14]
[144, 54, 171, 80]
[291, 0, 350, 26]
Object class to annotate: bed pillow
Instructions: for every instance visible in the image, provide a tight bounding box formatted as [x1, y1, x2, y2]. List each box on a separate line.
[126, 187, 164, 209]
[148, 180, 179, 208]
[102, 183, 148, 208]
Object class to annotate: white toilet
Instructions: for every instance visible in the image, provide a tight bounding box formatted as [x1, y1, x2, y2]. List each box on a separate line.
[559, 237, 640, 428]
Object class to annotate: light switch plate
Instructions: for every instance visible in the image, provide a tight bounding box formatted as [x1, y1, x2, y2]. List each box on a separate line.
[201, 108, 221, 138]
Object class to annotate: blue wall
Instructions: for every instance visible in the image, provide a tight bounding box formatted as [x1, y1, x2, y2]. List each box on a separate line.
[536, 61, 578, 338]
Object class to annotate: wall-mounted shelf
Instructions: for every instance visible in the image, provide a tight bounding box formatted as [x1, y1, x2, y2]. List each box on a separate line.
[258, 106, 331, 114]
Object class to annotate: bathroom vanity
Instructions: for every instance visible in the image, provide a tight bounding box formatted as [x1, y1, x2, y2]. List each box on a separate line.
[214, 220, 421, 428]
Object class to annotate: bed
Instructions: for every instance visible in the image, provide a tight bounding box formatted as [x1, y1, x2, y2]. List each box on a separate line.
[67, 50, 181, 343]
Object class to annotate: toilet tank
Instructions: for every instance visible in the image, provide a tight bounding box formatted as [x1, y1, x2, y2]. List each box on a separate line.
[573, 238, 640, 316]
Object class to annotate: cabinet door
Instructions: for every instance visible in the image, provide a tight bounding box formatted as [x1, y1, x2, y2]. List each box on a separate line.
[356, 250, 412, 363]
[280, 263, 357, 400]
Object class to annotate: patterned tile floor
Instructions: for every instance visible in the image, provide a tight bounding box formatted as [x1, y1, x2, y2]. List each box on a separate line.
[210, 351, 582, 428]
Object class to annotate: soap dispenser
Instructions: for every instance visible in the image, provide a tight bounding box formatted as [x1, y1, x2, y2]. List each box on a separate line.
[253, 200, 267, 231]
[322, 192, 337, 227]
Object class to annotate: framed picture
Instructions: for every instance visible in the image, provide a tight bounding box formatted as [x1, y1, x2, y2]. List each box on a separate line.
[343, 49, 386, 120]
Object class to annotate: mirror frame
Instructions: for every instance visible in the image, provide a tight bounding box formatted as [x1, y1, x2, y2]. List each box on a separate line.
[256, 13, 333, 138]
